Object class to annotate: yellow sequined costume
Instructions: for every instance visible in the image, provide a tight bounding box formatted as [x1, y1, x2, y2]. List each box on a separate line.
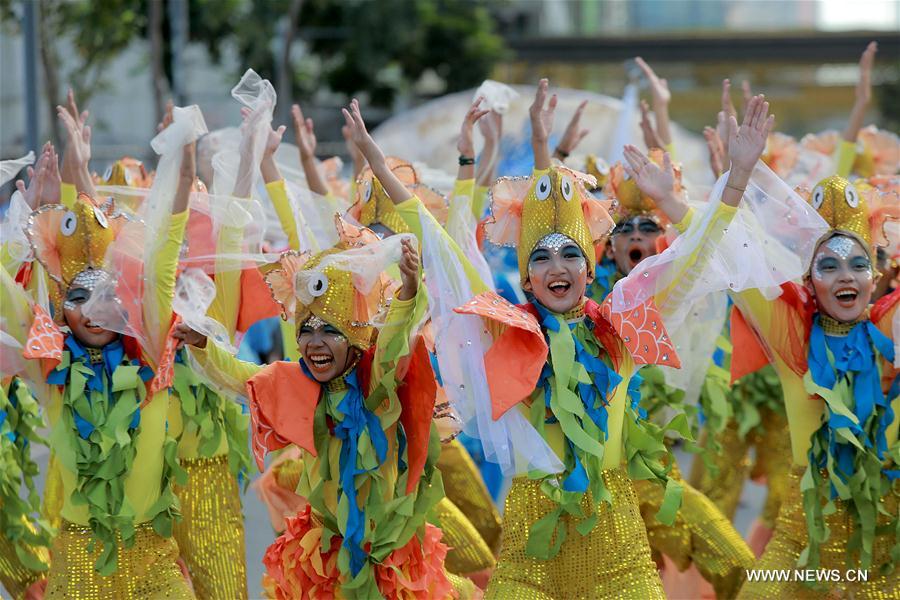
[487, 469, 664, 600]
[738, 469, 899, 599]
[45, 521, 193, 599]
[0, 520, 49, 599]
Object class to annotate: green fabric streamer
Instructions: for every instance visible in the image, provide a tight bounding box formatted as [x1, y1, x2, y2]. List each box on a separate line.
[799, 357, 898, 573]
[731, 364, 784, 440]
[50, 349, 183, 575]
[0, 378, 53, 572]
[522, 315, 687, 560]
[172, 357, 254, 486]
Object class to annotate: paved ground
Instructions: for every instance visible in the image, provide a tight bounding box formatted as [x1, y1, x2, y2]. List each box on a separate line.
[21, 441, 765, 600]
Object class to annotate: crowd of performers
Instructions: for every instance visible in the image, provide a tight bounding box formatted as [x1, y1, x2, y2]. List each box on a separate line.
[0, 39, 898, 599]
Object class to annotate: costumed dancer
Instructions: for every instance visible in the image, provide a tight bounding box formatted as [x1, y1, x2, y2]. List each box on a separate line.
[175, 219, 469, 599]
[733, 171, 899, 597]
[1, 105, 208, 598]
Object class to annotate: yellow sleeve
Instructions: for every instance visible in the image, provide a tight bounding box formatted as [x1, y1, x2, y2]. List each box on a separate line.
[472, 185, 489, 220]
[60, 183, 77, 208]
[266, 179, 302, 251]
[147, 211, 187, 366]
[672, 206, 695, 235]
[836, 140, 857, 178]
[189, 339, 262, 397]
[664, 142, 676, 160]
[655, 202, 737, 311]
[394, 195, 489, 295]
[453, 178, 475, 203]
[207, 200, 250, 338]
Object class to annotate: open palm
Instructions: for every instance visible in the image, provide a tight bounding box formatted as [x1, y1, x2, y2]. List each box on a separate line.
[727, 94, 774, 174]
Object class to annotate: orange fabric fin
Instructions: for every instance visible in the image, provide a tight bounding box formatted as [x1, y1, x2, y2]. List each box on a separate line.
[236, 267, 282, 334]
[246, 361, 321, 470]
[23, 304, 63, 379]
[454, 292, 547, 420]
[597, 295, 680, 368]
[730, 306, 771, 384]
[398, 337, 438, 494]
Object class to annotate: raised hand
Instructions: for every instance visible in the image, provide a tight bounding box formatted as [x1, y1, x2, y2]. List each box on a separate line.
[622, 144, 676, 204]
[554, 99, 589, 159]
[622, 144, 687, 223]
[341, 99, 384, 168]
[458, 96, 489, 157]
[855, 41, 877, 105]
[476, 110, 502, 187]
[635, 57, 671, 105]
[173, 321, 207, 349]
[726, 94, 774, 177]
[157, 100, 174, 133]
[720, 79, 738, 123]
[703, 126, 727, 178]
[635, 57, 672, 145]
[16, 142, 61, 208]
[174, 141, 196, 214]
[57, 89, 91, 168]
[844, 41, 877, 143]
[291, 103, 317, 160]
[529, 78, 557, 145]
[529, 78, 557, 169]
[397, 237, 420, 301]
[639, 100, 664, 149]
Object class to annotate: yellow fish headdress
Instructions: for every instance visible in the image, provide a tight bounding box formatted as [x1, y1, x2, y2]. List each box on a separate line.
[485, 165, 614, 284]
[264, 216, 402, 350]
[806, 175, 899, 260]
[25, 193, 134, 320]
[95, 156, 154, 188]
[349, 157, 447, 236]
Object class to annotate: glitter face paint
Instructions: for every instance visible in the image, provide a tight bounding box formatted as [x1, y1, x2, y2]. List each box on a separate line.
[825, 235, 855, 260]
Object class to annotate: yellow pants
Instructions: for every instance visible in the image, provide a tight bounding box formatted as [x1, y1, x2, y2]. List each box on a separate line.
[636, 462, 754, 599]
[738, 468, 899, 599]
[45, 520, 194, 599]
[434, 496, 496, 576]
[486, 468, 664, 600]
[173, 454, 248, 600]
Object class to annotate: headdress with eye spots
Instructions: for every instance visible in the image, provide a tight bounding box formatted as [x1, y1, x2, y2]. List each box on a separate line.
[805, 175, 899, 258]
[263, 215, 403, 350]
[484, 165, 614, 284]
[25, 193, 132, 320]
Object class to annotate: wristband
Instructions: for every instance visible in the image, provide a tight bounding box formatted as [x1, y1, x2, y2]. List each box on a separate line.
[554, 148, 570, 159]
[458, 155, 475, 166]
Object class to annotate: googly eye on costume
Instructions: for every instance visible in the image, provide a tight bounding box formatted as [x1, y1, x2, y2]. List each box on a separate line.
[93, 206, 109, 228]
[103, 165, 113, 182]
[363, 181, 373, 203]
[307, 272, 329, 297]
[811, 186, 824, 210]
[844, 184, 859, 208]
[124, 168, 133, 186]
[560, 175, 574, 201]
[535, 174, 552, 201]
[61, 211, 78, 236]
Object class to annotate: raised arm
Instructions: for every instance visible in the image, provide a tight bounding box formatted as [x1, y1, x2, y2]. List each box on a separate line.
[553, 99, 589, 163]
[843, 41, 877, 145]
[291, 103, 329, 196]
[635, 57, 672, 147]
[57, 89, 95, 198]
[456, 97, 489, 182]
[721, 94, 774, 207]
[342, 99, 412, 205]
[529, 78, 556, 171]
[622, 145, 688, 224]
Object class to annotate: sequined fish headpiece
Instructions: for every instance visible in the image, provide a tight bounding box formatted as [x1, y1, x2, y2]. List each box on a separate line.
[584, 154, 609, 191]
[95, 156, 154, 188]
[26, 193, 133, 319]
[485, 165, 613, 284]
[349, 157, 448, 236]
[264, 215, 403, 350]
[805, 174, 899, 262]
[603, 148, 680, 227]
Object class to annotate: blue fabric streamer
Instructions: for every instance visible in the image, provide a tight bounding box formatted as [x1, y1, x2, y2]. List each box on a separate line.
[298, 360, 388, 577]
[531, 301, 623, 493]
[807, 315, 896, 490]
